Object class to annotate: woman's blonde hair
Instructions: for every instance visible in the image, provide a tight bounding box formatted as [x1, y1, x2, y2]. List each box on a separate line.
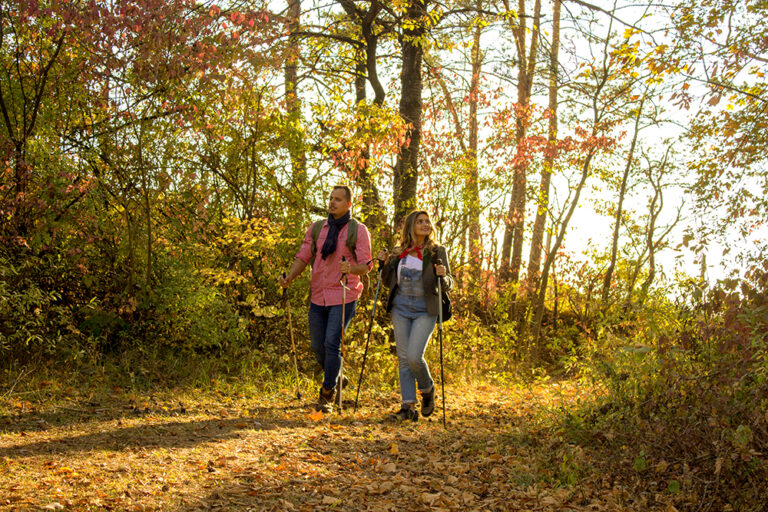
[395, 209, 438, 254]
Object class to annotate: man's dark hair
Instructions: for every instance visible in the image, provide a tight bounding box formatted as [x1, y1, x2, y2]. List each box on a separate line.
[332, 185, 352, 203]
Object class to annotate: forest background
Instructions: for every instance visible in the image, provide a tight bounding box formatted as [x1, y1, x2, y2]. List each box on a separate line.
[1, 0, 766, 509]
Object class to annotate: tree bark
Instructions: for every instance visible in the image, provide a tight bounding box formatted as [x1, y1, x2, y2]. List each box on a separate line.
[531, 148, 596, 348]
[284, 0, 307, 194]
[500, 0, 541, 283]
[394, 0, 429, 228]
[339, 0, 387, 239]
[466, 13, 483, 303]
[526, 0, 560, 298]
[601, 96, 644, 306]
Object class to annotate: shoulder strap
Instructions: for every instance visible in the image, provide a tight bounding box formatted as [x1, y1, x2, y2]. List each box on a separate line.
[309, 220, 324, 259]
[346, 218, 358, 256]
[310, 218, 359, 261]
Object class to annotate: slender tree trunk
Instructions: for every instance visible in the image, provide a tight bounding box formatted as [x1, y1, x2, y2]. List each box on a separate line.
[466, 16, 483, 304]
[532, 148, 596, 348]
[639, 190, 659, 299]
[500, 0, 541, 283]
[284, 0, 306, 192]
[551, 231, 558, 329]
[526, 0, 560, 299]
[601, 96, 644, 305]
[340, 0, 387, 239]
[394, 0, 429, 227]
[137, 126, 152, 292]
[126, 208, 136, 292]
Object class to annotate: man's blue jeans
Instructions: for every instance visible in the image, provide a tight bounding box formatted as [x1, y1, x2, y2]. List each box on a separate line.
[308, 301, 357, 390]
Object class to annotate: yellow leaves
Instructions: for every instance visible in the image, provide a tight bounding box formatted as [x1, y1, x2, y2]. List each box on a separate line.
[388, 443, 399, 455]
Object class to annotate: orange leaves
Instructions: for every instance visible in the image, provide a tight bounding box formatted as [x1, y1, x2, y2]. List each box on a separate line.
[307, 410, 324, 422]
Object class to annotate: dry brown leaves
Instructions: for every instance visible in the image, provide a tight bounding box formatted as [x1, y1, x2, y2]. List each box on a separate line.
[0, 383, 685, 511]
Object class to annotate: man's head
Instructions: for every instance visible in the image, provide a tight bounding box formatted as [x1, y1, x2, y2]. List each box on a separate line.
[328, 185, 352, 219]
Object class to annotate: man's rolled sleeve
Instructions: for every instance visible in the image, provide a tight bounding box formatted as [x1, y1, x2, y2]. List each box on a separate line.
[295, 226, 315, 265]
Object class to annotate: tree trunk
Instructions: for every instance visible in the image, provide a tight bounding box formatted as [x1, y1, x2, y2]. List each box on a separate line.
[394, 0, 428, 228]
[284, 0, 307, 193]
[340, 0, 387, 240]
[526, 0, 560, 299]
[532, 148, 596, 348]
[466, 15, 483, 304]
[601, 96, 644, 306]
[500, 0, 541, 283]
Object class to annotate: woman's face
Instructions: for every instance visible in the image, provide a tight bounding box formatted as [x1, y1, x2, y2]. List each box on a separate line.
[412, 213, 432, 239]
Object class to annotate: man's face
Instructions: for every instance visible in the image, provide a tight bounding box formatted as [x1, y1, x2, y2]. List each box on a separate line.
[328, 188, 351, 218]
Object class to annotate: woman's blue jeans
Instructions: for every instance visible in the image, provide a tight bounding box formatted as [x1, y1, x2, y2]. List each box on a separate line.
[308, 301, 357, 390]
[391, 294, 437, 405]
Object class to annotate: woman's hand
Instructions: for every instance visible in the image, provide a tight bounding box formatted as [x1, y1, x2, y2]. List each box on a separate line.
[377, 249, 390, 264]
[279, 274, 290, 288]
[340, 259, 351, 274]
[434, 264, 447, 277]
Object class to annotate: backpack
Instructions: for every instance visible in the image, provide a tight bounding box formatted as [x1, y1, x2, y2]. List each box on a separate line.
[309, 218, 359, 262]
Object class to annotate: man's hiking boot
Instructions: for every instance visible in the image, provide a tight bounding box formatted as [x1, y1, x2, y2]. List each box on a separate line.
[316, 386, 334, 413]
[420, 386, 435, 417]
[390, 406, 418, 422]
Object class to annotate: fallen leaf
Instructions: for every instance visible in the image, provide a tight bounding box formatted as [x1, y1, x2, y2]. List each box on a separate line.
[41, 504, 64, 511]
[308, 410, 324, 422]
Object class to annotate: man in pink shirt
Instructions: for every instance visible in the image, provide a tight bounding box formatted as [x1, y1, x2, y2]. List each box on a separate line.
[279, 186, 373, 413]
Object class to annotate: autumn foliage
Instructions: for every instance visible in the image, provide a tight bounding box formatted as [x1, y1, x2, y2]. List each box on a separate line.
[1, 1, 767, 510]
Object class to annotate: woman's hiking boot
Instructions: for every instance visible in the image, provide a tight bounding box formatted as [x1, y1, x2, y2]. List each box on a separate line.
[420, 386, 435, 417]
[390, 405, 418, 422]
[316, 386, 334, 413]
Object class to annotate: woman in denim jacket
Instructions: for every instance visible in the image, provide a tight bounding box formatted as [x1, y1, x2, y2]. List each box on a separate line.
[378, 210, 453, 421]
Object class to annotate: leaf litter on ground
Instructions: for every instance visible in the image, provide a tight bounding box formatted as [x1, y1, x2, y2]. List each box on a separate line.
[0, 381, 697, 511]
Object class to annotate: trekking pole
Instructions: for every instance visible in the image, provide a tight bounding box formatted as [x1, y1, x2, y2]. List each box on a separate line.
[338, 256, 349, 413]
[436, 258, 447, 428]
[283, 273, 302, 400]
[354, 258, 384, 413]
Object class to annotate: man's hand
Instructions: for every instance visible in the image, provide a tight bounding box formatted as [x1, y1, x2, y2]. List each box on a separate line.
[340, 259, 351, 275]
[279, 274, 290, 288]
[434, 264, 447, 277]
